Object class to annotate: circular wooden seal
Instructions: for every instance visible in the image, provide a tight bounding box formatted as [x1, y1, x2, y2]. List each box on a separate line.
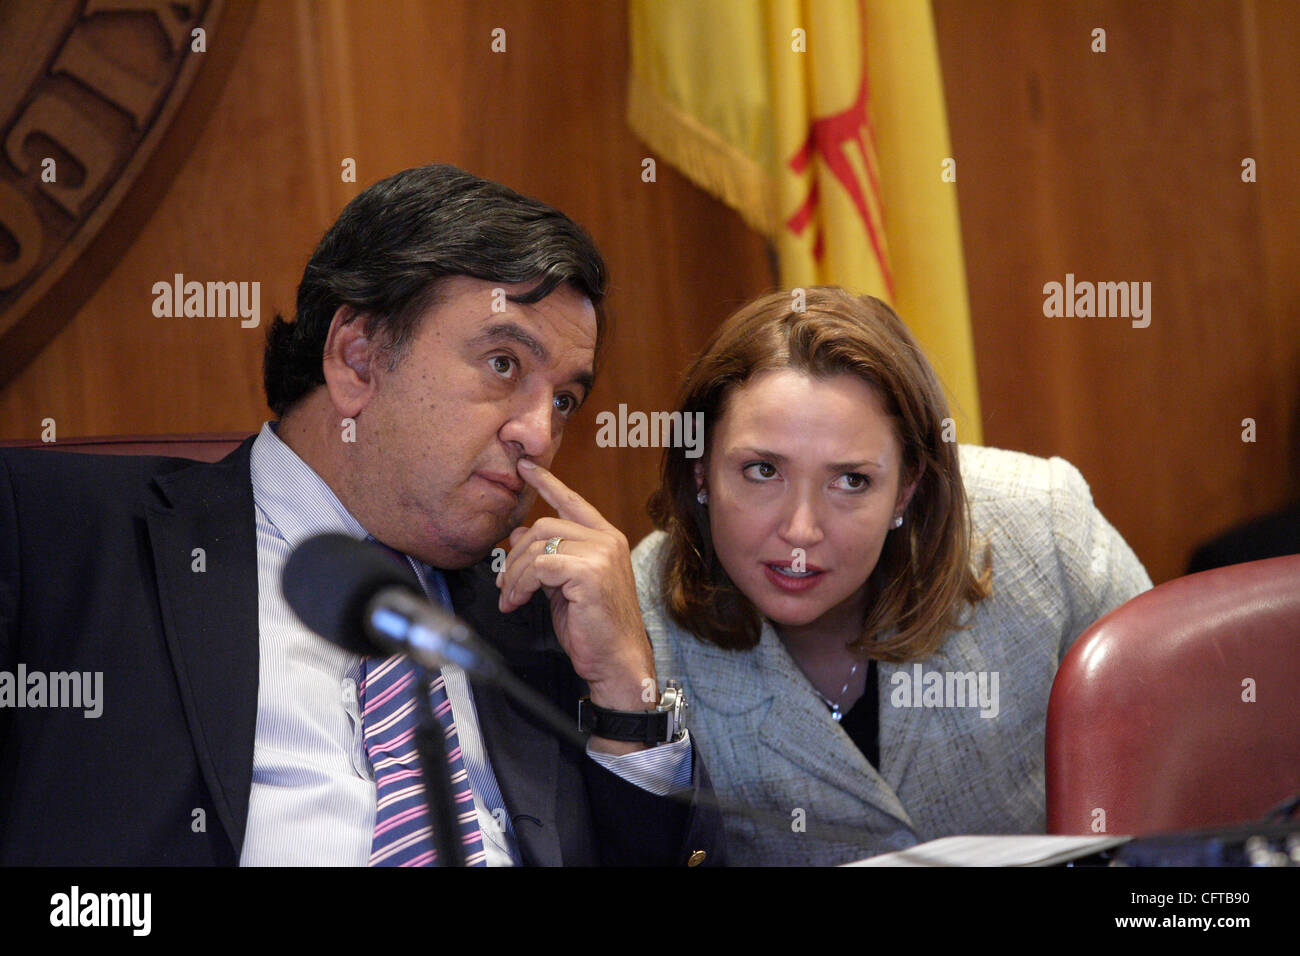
[0, 0, 254, 386]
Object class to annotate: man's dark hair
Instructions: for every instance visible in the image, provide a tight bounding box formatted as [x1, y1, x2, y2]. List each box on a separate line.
[263, 163, 608, 416]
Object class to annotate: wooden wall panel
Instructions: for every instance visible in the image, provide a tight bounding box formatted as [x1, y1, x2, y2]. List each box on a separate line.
[933, 0, 1300, 582]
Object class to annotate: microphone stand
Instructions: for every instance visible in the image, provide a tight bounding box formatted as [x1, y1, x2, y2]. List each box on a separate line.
[410, 664, 466, 867]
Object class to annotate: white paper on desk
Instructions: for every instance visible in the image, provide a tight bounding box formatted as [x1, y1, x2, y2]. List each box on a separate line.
[844, 834, 1130, 867]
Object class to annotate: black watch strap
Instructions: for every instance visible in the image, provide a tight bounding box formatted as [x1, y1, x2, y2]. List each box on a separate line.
[579, 700, 671, 744]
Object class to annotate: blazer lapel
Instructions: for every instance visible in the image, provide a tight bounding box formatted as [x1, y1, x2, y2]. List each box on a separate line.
[751, 621, 914, 830]
[876, 622, 1004, 837]
[446, 564, 562, 866]
[676, 620, 914, 834]
[145, 438, 260, 859]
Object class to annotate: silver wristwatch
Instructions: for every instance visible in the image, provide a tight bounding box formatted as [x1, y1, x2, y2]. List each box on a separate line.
[578, 678, 689, 744]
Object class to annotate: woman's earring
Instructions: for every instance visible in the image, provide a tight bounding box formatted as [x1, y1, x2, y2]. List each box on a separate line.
[891, 515, 903, 529]
[697, 489, 709, 505]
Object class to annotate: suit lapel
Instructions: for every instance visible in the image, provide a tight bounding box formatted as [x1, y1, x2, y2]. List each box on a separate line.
[446, 564, 562, 866]
[145, 438, 260, 858]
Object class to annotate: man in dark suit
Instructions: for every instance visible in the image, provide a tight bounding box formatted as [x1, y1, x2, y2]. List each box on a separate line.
[0, 164, 721, 865]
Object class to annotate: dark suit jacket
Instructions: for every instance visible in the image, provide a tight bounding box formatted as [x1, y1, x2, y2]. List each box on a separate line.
[0, 438, 722, 865]
[1186, 504, 1300, 574]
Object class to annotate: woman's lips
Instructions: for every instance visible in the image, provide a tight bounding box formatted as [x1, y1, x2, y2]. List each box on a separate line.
[762, 562, 826, 593]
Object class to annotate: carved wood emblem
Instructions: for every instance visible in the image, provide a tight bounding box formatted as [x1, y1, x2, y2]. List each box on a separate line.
[0, 0, 247, 386]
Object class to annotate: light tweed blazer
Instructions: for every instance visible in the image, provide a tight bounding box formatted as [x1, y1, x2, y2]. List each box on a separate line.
[632, 445, 1152, 865]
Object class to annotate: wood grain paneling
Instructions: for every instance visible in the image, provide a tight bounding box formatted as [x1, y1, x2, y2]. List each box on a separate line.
[933, 0, 1300, 581]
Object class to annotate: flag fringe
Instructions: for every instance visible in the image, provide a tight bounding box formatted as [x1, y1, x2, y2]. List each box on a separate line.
[627, 72, 778, 238]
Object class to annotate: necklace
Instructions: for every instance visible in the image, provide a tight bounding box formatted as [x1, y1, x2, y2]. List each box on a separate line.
[812, 660, 860, 722]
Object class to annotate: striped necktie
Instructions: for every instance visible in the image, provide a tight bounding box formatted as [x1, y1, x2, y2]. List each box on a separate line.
[359, 545, 487, 866]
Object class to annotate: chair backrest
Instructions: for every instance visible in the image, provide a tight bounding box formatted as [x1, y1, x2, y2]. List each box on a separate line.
[1046, 554, 1300, 836]
[0, 433, 251, 462]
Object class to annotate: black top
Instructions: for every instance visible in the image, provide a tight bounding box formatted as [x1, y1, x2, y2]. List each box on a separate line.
[838, 659, 880, 768]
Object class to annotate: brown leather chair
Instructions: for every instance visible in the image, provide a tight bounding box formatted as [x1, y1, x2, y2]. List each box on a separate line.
[1046, 554, 1300, 836]
[0, 433, 251, 462]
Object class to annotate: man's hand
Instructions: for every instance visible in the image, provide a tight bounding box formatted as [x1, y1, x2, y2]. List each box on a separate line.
[496, 459, 657, 755]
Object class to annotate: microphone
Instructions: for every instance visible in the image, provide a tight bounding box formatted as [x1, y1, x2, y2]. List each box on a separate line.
[282, 531, 586, 751]
[281, 532, 504, 680]
[282, 531, 480, 866]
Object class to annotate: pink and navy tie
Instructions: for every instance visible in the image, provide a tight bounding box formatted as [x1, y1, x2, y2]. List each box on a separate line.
[359, 553, 487, 866]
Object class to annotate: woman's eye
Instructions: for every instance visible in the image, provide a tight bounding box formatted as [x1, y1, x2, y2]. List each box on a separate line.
[837, 472, 870, 491]
[744, 462, 777, 480]
[489, 355, 516, 377]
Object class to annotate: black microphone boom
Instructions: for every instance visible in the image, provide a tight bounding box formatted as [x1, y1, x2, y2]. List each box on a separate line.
[281, 532, 501, 676]
[282, 532, 586, 750]
[283, 532, 475, 865]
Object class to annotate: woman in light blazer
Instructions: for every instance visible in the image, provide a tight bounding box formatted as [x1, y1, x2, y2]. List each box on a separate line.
[632, 287, 1151, 865]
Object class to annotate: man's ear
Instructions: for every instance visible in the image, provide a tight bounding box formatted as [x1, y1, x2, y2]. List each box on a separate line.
[321, 306, 381, 418]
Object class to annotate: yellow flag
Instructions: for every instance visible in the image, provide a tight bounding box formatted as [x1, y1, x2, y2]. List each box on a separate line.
[629, 0, 982, 443]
